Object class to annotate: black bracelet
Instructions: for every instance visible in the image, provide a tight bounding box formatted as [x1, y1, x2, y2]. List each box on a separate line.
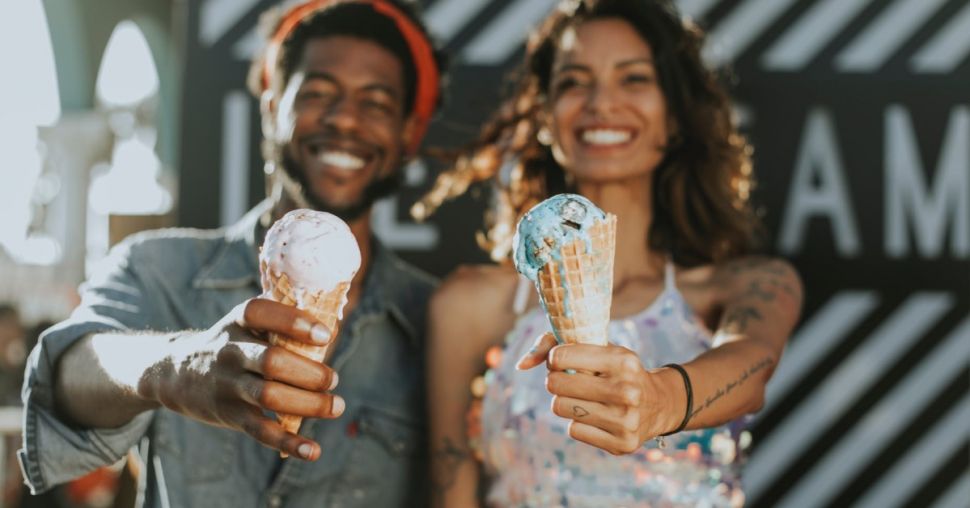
[660, 363, 693, 436]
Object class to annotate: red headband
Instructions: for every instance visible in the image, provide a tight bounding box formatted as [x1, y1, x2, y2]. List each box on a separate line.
[262, 0, 439, 155]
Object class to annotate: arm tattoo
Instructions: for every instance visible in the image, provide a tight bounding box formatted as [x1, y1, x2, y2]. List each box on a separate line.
[431, 437, 471, 494]
[743, 280, 776, 302]
[689, 356, 774, 421]
[723, 306, 763, 333]
[729, 258, 788, 276]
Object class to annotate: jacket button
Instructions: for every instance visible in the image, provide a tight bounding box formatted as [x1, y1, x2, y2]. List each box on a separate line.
[268, 494, 282, 508]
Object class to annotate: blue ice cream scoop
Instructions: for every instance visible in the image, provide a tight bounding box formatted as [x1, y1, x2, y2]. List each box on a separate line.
[512, 193, 607, 281]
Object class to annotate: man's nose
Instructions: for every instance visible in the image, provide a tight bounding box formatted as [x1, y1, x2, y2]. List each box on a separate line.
[323, 96, 359, 132]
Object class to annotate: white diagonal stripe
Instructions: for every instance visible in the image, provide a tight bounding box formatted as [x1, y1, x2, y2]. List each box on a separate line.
[462, 0, 557, 65]
[836, 0, 949, 72]
[857, 384, 970, 507]
[200, 0, 260, 47]
[676, 0, 721, 21]
[744, 292, 954, 500]
[702, 0, 799, 67]
[762, 0, 873, 71]
[425, 0, 491, 43]
[761, 291, 879, 413]
[775, 316, 970, 508]
[933, 470, 970, 508]
[911, 1, 970, 73]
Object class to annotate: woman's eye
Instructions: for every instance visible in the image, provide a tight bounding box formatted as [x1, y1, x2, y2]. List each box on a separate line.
[553, 77, 582, 94]
[624, 73, 654, 85]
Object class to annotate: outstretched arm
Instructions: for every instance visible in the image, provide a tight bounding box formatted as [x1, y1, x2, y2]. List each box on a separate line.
[518, 257, 802, 454]
[55, 298, 342, 460]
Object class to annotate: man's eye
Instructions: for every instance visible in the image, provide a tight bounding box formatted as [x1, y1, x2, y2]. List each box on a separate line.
[297, 89, 335, 103]
[363, 98, 395, 114]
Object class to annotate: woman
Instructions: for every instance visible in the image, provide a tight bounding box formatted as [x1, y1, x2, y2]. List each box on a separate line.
[419, 0, 802, 506]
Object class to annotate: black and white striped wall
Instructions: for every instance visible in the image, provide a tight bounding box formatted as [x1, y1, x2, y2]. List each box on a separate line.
[179, 2, 970, 506]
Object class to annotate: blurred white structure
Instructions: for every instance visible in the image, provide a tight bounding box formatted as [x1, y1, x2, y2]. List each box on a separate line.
[0, 11, 172, 323]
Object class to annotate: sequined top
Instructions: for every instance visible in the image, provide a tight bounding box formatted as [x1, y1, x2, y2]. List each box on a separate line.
[480, 263, 747, 508]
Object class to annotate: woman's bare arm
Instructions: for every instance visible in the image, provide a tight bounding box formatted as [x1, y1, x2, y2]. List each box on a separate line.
[427, 266, 517, 507]
[518, 257, 802, 453]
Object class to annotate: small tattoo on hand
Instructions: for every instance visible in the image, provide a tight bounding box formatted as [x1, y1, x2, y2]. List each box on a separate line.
[572, 406, 590, 417]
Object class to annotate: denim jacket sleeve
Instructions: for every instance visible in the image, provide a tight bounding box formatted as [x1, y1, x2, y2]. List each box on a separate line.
[19, 236, 158, 494]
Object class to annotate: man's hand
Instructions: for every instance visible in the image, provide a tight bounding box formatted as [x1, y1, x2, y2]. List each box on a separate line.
[142, 298, 343, 460]
[515, 332, 681, 455]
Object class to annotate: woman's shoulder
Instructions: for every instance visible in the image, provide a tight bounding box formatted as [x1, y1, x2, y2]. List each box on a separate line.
[430, 264, 521, 326]
[709, 255, 803, 305]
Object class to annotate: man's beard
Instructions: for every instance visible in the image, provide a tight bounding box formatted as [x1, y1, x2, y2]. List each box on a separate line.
[275, 150, 402, 222]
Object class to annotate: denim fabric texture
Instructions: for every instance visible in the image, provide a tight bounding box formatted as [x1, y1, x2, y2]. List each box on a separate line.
[19, 201, 436, 508]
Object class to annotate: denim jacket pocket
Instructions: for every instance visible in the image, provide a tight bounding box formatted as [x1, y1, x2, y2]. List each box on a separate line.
[336, 404, 426, 505]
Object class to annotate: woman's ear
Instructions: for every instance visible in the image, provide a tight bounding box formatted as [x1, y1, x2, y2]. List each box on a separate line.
[536, 109, 554, 146]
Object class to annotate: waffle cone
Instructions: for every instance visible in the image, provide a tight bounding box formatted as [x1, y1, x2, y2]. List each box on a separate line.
[537, 214, 616, 345]
[260, 260, 349, 435]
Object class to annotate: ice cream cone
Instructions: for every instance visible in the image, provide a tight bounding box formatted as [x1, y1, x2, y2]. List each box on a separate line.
[260, 260, 350, 434]
[535, 214, 616, 345]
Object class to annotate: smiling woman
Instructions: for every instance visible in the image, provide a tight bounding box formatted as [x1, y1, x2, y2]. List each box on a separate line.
[419, 1, 801, 507]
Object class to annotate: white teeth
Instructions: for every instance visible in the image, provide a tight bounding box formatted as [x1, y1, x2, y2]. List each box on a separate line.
[318, 151, 365, 170]
[581, 129, 632, 145]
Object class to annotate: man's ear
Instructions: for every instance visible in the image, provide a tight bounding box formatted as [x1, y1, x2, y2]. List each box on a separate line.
[401, 114, 419, 155]
[260, 90, 277, 140]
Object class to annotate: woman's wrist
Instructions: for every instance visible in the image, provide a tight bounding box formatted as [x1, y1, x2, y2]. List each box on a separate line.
[657, 364, 692, 435]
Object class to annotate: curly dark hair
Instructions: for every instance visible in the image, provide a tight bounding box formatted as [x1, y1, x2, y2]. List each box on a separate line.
[246, 0, 448, 117]
[414, 0, 759, 267]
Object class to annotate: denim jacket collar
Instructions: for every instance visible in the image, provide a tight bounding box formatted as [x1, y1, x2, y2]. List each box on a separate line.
[191, 200, 422, 347]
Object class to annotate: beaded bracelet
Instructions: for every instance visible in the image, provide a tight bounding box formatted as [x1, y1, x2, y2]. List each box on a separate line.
[660, 363, 693, 437]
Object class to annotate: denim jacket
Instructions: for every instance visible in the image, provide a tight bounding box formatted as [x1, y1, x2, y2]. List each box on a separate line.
[19, 202, 437, 508]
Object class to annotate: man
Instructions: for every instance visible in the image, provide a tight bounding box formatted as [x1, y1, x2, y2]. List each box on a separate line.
[19, 1, 447, 506]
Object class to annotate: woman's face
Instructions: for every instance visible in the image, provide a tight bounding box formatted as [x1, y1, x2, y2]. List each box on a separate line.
[546, 18, 670, 183]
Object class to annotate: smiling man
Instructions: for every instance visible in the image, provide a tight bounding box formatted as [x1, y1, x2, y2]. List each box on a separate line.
[19, 2, 446, 507]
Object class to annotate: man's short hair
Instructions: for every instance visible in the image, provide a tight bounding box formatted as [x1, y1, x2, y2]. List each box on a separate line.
[247, 0, 447, 117]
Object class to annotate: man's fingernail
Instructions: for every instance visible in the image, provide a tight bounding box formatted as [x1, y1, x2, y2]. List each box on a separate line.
[298, 443, 313, 459]
[333, 396, 345, 415]
[515, 353, 533, 370]
[293, 318, 312, 334]
[310, 324, 331, 344]
[329, 372, 339, 391]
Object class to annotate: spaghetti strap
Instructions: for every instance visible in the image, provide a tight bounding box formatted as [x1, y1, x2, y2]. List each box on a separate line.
[512, 275, 532, 315]
[664, 260, 676, 290]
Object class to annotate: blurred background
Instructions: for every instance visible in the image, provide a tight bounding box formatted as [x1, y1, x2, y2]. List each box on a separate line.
[0, 0, 967, 507]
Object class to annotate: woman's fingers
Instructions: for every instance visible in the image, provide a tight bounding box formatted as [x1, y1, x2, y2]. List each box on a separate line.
[553, 395, 642, 438]
[234, 298, 332, 346]
[567, 420, 644, 456]
[236, 374, 345, 419]
[547, 343, 643, 376]
[515, 332, 558, 370]
[546, 370, 642, 408]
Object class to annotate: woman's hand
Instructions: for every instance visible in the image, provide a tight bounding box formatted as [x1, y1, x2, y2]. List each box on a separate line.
[516, 332, 683, 455]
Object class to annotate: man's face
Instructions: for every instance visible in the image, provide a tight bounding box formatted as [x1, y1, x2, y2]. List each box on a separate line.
[269, 36, 413, 221]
